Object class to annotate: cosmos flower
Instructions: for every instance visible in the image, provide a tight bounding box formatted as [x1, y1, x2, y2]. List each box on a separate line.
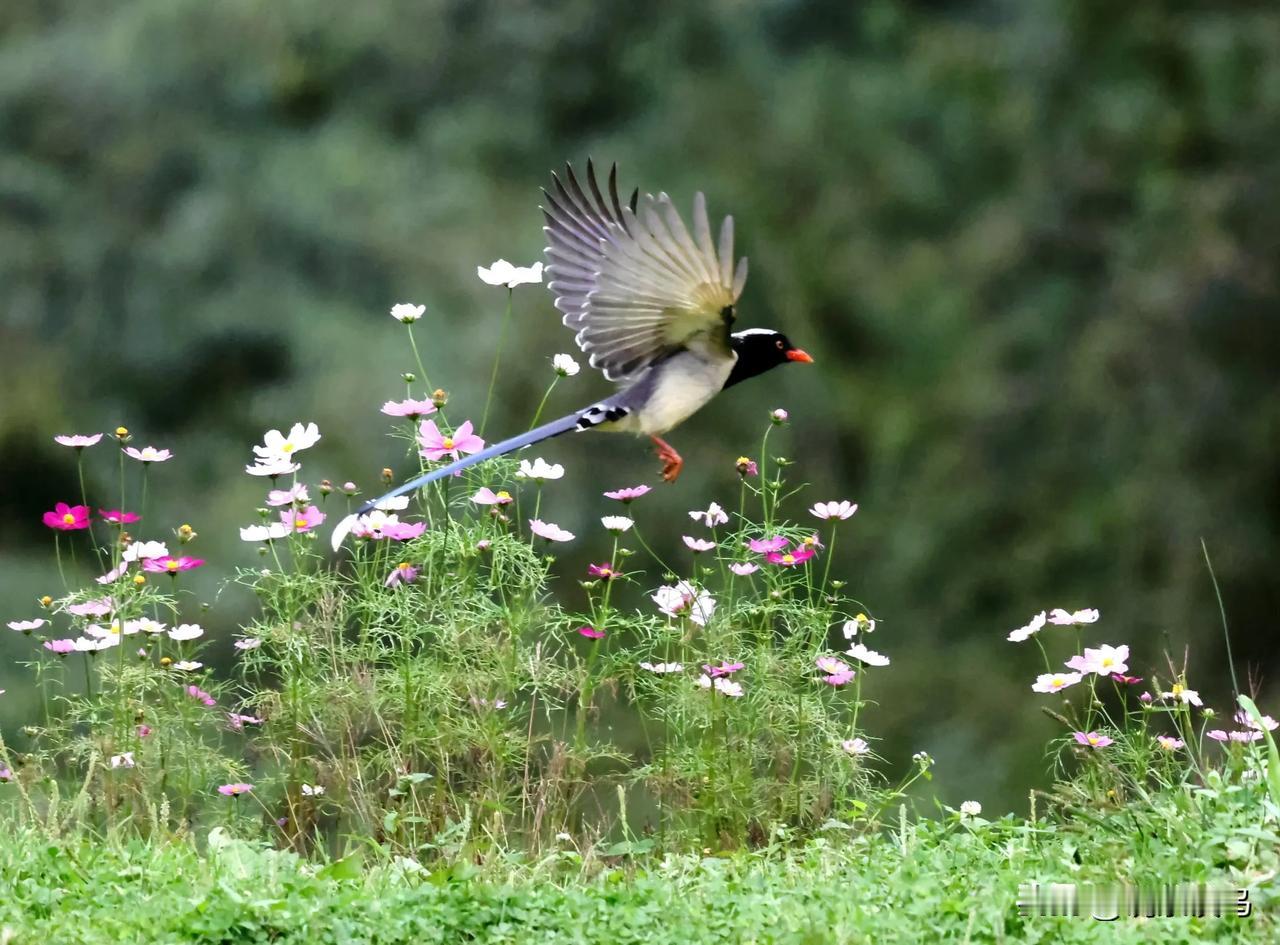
[186, 685, 216, 706]
[746, 536, 787, 554]
[696, 674, 744, 698]
[54, 433, 103, 448]
[234, 638, 261, 651]
[735, 457, 758, 477]
[390, 302, 425, 323]
[381, 398, 436, 419]
[43, 503, 91, 531]
[110, 752, 135, 769]
[843, 613, 876, 637]
[1032, 671, 1083, 694]
[552, 353, 580, 376]
[142, 556, 205, 574]
[516, 458, 564, 481]
[74, 636, 118, 652]
[477, 259, 543, 288]
[1048, 607, 1100, 626]
[729, 562, 760, 576]
[766, 547, 816, 567]
[7, 619, 45, 633]
[218, 783, 253, 797]
[418, 420, 484, 462]
[97, 509, 140, 525]
[577, 626, 605, 639]
[603, 485, 651, 503]
[529, 519, 574, 542]
[770, 408, 789, 424]
[1156, 735, 1184, 750]
[385, 562, 419, 587]
[652, 581, 716, 626]
[471, 487, 513, 506]
[240, 523, 291, 542]
[1111, 673, 1143, 685]
[682, 536, 716, 553]
[245, 459, 301, 477]
[841, 738, 870, 756]
[43, 639, 76, 654]
[124, 446, 173, 463]
[95, 564, 128, 584]
[66, 598, 113, 617]
[266, 484, 310, 507]
[84, 620, 131, 639]
[301, 784, 325, 796]
[1072, 731, 1113, 749]
[846, 643, 890, 667]
[168, 624, 204, 642]
[600, 516, 633, 533]
[639, 662, 684, 674]
[1158, 683, 1203, 706]
[688, 502, 729, 528]
[1065, 644, 1129, 677]
[959, 801, 982, 818]
[1235, 710, 1279, 732]
[133, 618, 166, 635]
[587, 563, 619, 580]
[122, 540, 169, 562]
[702, 661, 744, 678]
[281, 505, 326, 533]
[810, 501, 858, 521]
[1007, 611, 1047, 643]
[816, 655, 851, 676]
[253, 423, 321, 463]
[347, 511, 426, 542]
[171, 661, 204, 672]
[1207, 729, 1262, 743]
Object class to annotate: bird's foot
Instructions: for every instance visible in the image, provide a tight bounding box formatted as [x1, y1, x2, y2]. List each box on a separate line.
[650, 436, 684, 483]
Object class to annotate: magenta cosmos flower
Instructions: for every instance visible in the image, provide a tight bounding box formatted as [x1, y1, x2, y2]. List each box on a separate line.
[587, 562, 619, 580]
[702, 661, 744, 678]
[385, 562, 419, 587]
[603, 485, 651, 503]
[218, 783, 253, 796]
[382, 398, 436, 419]
[54, 433, 103, 448]
[280, 505, 326, 533]
[1072, 731, 1113, 749]
[577, 626, 605, 639]
[98, 509, 141, 525]
[746, 536, 787, 554]
[43, 503, 91, 531]
[124, 446, 173, 463]
[766, 547, 817, 567]
[418, 420, 484, 462]
[142, 556, 205, 574]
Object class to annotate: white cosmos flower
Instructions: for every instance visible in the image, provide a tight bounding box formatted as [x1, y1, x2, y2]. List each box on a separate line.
[110, 752, 135, 769]
[74, 636, 118, 652]
[240, 523, 291, 542]
[122, 540, 169, 563]
[639, 661, 684, 674]
[477, 259, 543, 288]
[652, 581, 716, 627]
[842, 613, 876, 637]
[171, 660, 203, 672]
[245, 459, 301, 477]
[1007, 611, 1047, 643]
[390, 302, 425, 323]
[600, 516, 633, 534]
[682, 536, 716, 552]
[552, 353, 580, 377]
[688, 502, 729, 528]
[516, 458, 564, 481]
[696, 674, 744, 697]
[841, 738, 870, 756]
[301, 783, 325, 796]
[959, 801, 982, 818]
[846, 643, 890, 667]
[133, 618, 167, 635]
[1047, 607, 1100, 626]
[168, 623, 204, 642]
[7, 619, 46, 632]
[810, 501, 858, 521]
[1031, 671, 1083, 694]
[253, 422, 321, 463]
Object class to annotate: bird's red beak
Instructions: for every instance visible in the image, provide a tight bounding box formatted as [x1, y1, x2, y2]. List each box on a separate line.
[785, 348, 814, 364]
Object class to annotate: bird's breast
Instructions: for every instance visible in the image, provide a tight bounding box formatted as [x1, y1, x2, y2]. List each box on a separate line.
[629, 351, 736, 436]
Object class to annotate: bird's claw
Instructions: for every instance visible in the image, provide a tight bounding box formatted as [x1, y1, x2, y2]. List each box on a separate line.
[651, 438, 684, 483]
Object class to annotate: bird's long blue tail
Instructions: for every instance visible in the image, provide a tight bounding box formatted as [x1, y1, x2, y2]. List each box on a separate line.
[331, 409, 585, 550]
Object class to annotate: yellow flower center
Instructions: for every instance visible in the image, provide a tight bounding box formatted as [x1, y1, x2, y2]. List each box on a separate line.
[115, 426, 128, 436]
[109, 622, 121, 636]
[496, 491, 511, 501]
[1088, 735, 1101, 745]
[398, 562, 410, 571]
[1100, 657, 1113, 668]
[782, 553, 796, 565]
[295, 517, 308, 528]
[133, 575, 146, 586]
[281, 442, 295, 453]
[165, 559, 179, 572]
[1052, 676, 1065, 687]
[442, 437, 455, 450]
[62, 513, 76, 525]
[1171, 683, 1184, 696]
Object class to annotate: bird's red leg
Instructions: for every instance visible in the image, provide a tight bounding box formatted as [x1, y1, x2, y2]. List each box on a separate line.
[650, 435, 684, 483]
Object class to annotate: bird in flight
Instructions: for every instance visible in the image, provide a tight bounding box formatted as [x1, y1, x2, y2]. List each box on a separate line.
[333, 161, 811, 549]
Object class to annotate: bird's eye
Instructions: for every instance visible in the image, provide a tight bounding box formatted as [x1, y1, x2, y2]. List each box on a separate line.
[775, 339, 784, 349]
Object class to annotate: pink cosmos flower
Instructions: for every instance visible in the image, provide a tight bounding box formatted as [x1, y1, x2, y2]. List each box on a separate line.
[43, 639, 76, 654]
[1156, 735, 1184, 750]
[382, 398, 437, 419]
[1234, 710, 1279, 732]
[385, 562, 419, 587]
[1072, 731, 1113, 749]
[218, 783, 253, 796]
[1111, 674, 1143, 685]
[529, 519, 574, 542]
[137, 725, 152, 738]
[0, 768, 11, 782]
[746, 536, 788, 554]
[682, 536, 716, 552]
[1207, 729, 1262, 743]
[124, 446, 173, 463]
[1032, 671, 1082, 694]
[810, 501, 858, 521]
[471, 487, 514, 506]
[816, 655, 851, 676]
[97, 509, 140, 525]
[226, 713, 264, 731]
[281, 505, 326, 533]
[96, 563, 128, 584]
[577, 626, 605, 639]
[418, 419, 484, 462]
[1048, 607, 1100, 626]
[603, 485, 651, 503]
[43, 502, 91, 531]
[186, 685, 216, 707]
[142, 556, 205, 574]
[66, 598, 113, 617]
[7, 619, 46, 633]
[736, 457, 758, 477]
[729, 562, 760, 576]
[702, 661, 745, 678]
[54, 433, 103, 448]
[842, 738, 870, 756]
[1064, 644, 1129, 677]
[587, 563, 619, 580]
[266, 484, 310, 507]
[766, 547, 816, 567]
[234, 638, 261, 651]
[384, 520, 427, 541]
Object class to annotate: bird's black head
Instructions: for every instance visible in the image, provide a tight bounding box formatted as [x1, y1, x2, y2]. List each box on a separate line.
[724, 329, 813, 389]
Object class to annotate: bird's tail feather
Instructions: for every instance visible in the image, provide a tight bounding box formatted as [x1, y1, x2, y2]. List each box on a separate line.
[330, 410, 584, 551]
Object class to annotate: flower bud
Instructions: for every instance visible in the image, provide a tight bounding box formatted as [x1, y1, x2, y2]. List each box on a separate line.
[39, 595, 53, 608]
[381, 467, 394, 484]
[431, 388, 448, 408]
[159, 656, 172, 667]
[115, 426, 131, 442]
[318, 479, 333, 496]
[770, 408, 789, 425]
[342, 481, 358, 495]
[178, 523, 196, 543]
[133, 574, 146, 586]
[402, 372, 416, 383]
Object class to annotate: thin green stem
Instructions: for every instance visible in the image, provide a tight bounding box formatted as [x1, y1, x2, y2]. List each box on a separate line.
[479, 289, 513, 436]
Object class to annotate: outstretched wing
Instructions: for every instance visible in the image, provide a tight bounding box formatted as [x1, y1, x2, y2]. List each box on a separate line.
[542, 161, 749, 382]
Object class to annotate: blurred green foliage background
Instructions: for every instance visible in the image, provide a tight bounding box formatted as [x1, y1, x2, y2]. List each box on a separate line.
[2, 0, 1278, 811]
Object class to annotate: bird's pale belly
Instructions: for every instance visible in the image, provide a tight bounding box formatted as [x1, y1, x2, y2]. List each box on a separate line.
[627, 355, 736, 436]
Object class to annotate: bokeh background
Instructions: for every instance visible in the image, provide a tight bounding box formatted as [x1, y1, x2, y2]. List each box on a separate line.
[2, 0, 1278, 812]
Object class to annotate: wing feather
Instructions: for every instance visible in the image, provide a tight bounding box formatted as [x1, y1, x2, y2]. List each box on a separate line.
[542, 162, 748, 382]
